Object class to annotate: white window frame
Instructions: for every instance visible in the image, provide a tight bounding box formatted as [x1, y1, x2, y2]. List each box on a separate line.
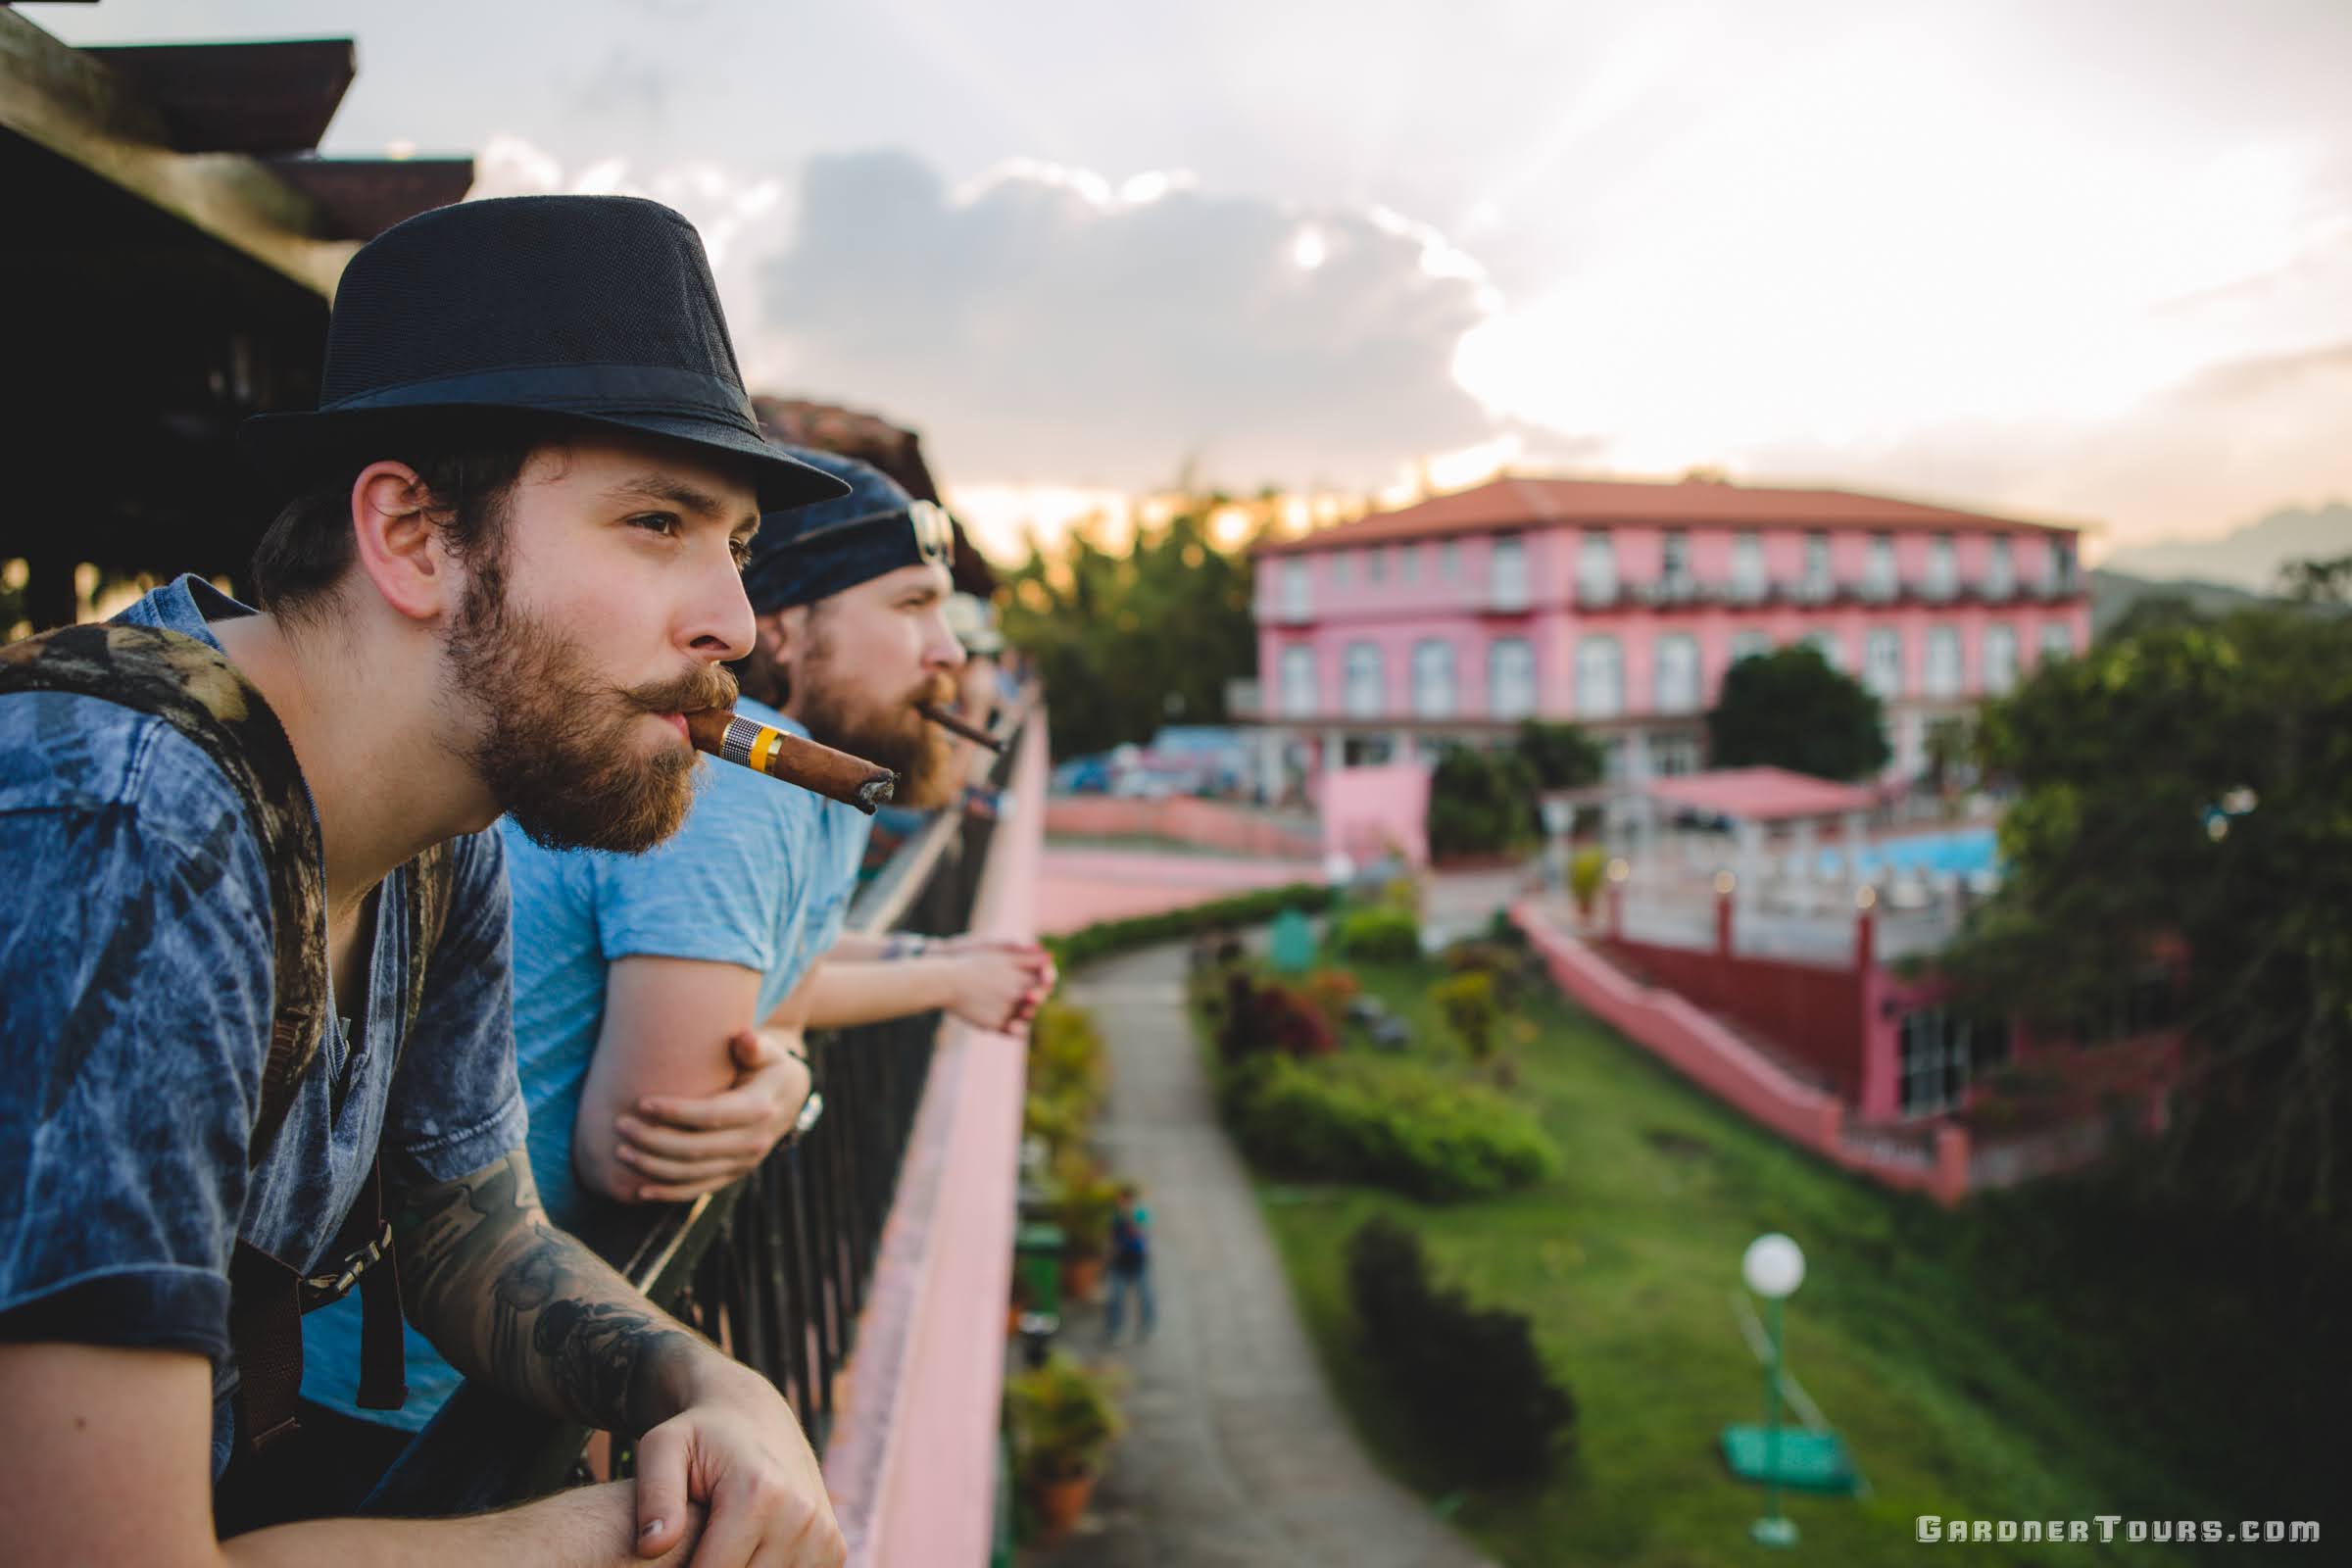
[1986, 536, 2015, 600]
[1279, 558, 1310, 618]
[1487, 636, 1536, 720]
[1801, 531, 1832, 599]
[1279, 645, 1317, 715]
[1578, 530, 1616, 604]
[1576, 635, 1623, 718]
[1925, 626, 1962, 697]
[1732, 531, 1765, 601]
[1866, 534, 1896, 600]
[1654, 633, 1700, 713]
[1927, 534, 1957, 601]
[1983, 623, 2018, 694]
[1490, 535, 1529, 611]
[2038, 621, 2074, 662]
[1865, 627, 1903, 699]
[1343, 641, 1385, 716]
[1807, 629, 1842, 670]
[1440, 539, 1461, 579]
[1411, 638, 1457, 717]
[1729, 629, 1771, 664]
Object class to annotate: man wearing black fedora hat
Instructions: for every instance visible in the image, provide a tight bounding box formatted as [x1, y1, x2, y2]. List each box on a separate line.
[0, 196, 852, 1563]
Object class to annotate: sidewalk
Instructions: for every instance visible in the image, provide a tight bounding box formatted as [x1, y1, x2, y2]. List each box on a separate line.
[1039, 944, 1494, 1568]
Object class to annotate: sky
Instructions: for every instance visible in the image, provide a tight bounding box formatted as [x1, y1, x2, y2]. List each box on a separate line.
[29, 0, 2352, 563]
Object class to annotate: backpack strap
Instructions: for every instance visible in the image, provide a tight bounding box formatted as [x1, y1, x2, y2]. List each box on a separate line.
[0, 623, 329, 1160]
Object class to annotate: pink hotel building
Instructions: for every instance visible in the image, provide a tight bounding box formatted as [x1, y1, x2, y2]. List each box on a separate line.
[1246, 475, 2091, 786]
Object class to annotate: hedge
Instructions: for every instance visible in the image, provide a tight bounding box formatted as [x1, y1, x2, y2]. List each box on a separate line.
[1044, 882, 1336, 971]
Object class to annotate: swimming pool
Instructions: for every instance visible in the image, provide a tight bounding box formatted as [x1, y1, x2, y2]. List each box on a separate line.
[1821, 827, 1999, 881]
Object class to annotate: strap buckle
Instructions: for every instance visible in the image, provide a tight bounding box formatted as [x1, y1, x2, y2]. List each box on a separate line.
[298, 1218, 393, 1311]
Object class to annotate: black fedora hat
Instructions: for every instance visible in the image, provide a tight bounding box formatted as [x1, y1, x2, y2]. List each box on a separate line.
[239, 194, 849, 512]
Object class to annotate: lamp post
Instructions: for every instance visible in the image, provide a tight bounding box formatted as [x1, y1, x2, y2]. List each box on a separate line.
[1742, 1233, 1806, 1548]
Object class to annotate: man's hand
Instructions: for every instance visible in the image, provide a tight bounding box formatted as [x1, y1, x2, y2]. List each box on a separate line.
[944, 946, 1056, 1033]
[632, 1359, 845, 1567]
[615, 1028, 815, 1200]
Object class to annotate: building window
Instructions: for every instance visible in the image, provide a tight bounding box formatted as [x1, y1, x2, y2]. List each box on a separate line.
[1367, 545, 1387, 584]
[1729, 629, 1771, 664]
[1576, 635, 1623, 718]
[2046, 537, 2078, 595]
[1661, 529, 1692, 597]
[1865, 627, 1903, 698]
[1806, 629, 1842, 670]
[2039, 621, 2074, 662]
[1983, 623, 2018, 695]
[1925, 626, 1962, 697]
[1411, 639, 1457, 717]
[1343, 642, 1385, 716]
[1488, 637, 1536, 719]
[1401, 543, 1420, 583]
[1898, 1008, 2011, 1116]
[1654, 633, 1700, 713]
[1986, 535, 2014, 600]
[1865, 534, 1895, 600]
[1279, 645, 1317, 715]
[1280, 558, 1310, 618]
[1801, 531, 1831, 599]
[1926, 534, 1957, 601]
[1578, 530, 1616, 605]
[1440, 539, 1460, 579]
[1329, 551, 1349, 589]
[1732, 531, 1765, 601]
[1652, 733, 1701, 776]
[1490, 535, 1529, 610]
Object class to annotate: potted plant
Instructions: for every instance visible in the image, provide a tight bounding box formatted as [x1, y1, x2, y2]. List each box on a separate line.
[1005, 1352, 1125, 1543]
[1050, 1152, 1122, 1302]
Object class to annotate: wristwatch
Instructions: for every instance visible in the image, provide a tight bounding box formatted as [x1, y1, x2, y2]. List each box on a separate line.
[882, 932, 931, 961]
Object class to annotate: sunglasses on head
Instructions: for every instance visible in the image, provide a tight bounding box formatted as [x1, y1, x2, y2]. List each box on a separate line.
[778, 498, 955, 566]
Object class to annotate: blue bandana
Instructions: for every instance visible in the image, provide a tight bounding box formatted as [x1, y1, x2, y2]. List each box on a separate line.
[742, 447, 934, 612]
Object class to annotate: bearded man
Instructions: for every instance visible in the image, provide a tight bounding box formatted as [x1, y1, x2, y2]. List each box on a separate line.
[0, 195, 856, 1565]
[300, 451, 1053, 1457]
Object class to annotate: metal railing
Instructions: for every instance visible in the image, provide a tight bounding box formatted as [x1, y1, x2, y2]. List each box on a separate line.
[362, 704, 1029, 1519]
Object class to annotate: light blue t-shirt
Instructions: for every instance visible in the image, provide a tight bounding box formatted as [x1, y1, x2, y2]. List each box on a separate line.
[301, 700, 872, 1430]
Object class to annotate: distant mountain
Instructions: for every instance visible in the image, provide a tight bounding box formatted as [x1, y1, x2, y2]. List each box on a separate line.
[2102, 502, 2352, 593]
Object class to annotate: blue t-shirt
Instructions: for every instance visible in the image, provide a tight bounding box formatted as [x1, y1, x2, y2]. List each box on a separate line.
[302, 700, 872, 1430]
[0, 576, 526, 1478]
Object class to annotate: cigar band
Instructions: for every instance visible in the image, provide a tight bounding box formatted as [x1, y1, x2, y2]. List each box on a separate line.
[718, 714, 778, 771]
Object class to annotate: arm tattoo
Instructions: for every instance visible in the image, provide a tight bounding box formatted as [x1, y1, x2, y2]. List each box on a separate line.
[394, 1150, 704, 1436]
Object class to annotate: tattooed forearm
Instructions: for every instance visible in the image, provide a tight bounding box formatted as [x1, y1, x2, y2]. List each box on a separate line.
[394, 1149, 705, 1436]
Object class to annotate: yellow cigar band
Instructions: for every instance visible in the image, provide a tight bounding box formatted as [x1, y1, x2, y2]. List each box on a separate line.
[749, 724, 783, 775]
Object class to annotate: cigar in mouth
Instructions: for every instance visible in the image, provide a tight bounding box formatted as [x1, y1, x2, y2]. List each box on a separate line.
[684, 709, 897, 814]
[915, 701, 1004, 753]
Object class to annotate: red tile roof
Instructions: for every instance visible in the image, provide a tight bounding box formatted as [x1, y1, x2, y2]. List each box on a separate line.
[1645, 766, 1880, 822]
[1255, 474, 2086, 555]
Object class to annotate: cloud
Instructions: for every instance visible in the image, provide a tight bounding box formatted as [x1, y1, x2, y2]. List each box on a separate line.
[754, 149, 1501, 489]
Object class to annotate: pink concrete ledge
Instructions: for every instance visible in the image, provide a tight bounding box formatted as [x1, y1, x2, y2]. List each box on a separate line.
[823, 718, 1047, 1564]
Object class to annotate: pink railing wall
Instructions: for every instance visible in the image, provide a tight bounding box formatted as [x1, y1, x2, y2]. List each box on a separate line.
[1597, 936, 1869, 1099]
[1514, 904, 1970, 1204]
[824, 715, 1048, 1565]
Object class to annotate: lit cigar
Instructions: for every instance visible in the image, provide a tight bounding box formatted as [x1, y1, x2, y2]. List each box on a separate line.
[916, 701, 1004, 753]
[685, 709, 897, 814]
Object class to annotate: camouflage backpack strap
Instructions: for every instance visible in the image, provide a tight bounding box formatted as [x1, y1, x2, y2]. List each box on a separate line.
[0, 622, 328, 1162]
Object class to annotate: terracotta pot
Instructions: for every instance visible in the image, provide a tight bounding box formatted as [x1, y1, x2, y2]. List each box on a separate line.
[1035, 1472, 1095, 1543]
[1062, 1254, 1104, 1302]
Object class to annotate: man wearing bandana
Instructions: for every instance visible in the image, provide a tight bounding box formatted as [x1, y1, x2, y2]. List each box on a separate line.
[301, 450, 1054, 1450]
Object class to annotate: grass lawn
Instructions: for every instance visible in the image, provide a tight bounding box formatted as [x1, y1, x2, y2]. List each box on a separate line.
[1217, 955, 2240, 1567]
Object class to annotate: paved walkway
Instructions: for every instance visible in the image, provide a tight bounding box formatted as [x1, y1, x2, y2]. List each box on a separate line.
[1042, 944, 1494, 1568]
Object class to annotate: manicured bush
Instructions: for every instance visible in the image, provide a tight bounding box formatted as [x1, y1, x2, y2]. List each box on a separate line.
[1027, 1000, 1106, 1112]
[1440, 937, 1538, 1008]
[1225, 1054, 1557, 1200]
[1331, 906, 1420, 963]
[1429, 971, 1499, 1061]
[1044, 883, 1336, 971]
[1300, 967, 1362, 1029]
[1346, 1215, 1576, 1483]
[1048, 1150, 1125, 1257]
[1426, 746, 1542, 860]
[1216, 971, 1338, 1063]
[1569, 845, 1608, 914]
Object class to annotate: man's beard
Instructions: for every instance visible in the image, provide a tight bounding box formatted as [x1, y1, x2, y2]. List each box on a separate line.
[794, 620, 961, 810]
[443, 564, 737, 854]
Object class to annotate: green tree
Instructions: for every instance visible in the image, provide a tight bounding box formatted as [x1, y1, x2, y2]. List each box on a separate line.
[998, 500, 1260, 760]
[1513, 719, 1603, 791]
[1426, 747, 1540, 859]
[1703, 644, 1889, 781]
[1941, 584, 2352, 1224]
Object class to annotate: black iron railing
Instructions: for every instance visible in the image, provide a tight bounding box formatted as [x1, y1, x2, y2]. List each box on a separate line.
[363, 706, 1024, 1518]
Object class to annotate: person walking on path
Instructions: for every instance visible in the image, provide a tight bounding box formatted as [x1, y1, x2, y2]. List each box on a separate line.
[1103, 1181, 1155, 1345]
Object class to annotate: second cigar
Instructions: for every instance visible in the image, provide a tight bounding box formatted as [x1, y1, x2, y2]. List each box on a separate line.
[916, 701, 1005, 753]
[686, 708, 897, 813]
